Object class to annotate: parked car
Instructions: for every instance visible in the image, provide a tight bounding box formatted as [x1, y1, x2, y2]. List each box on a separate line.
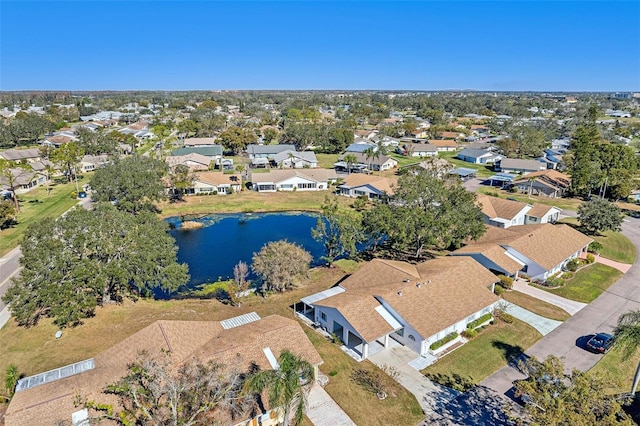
[586, 333, 615, 354]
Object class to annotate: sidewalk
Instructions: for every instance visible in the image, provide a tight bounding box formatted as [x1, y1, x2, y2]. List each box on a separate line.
[512, 280, 587, 315]
[307, 384, 356, 426]
[503, 302, 562, 336]
[579, 252, 632, 273]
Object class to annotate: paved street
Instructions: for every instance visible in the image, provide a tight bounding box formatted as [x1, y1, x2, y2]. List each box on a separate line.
[482, 216, 640, 395]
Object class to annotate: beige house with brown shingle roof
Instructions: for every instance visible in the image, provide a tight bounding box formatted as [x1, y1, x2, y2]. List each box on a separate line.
[338, 174, 396, 200]
[451, 224, 592, 280]
[296, 257, 499, 361]
[251, 169, 337, 192]
[5, 314, 322, 426]
[191, 171, 242, 195]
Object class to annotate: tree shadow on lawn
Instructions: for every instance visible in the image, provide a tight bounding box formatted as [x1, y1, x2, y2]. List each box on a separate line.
[492, 340, 527, 365]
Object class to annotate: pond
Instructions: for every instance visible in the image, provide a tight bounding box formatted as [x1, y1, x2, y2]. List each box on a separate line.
[168, 212, 325, 287]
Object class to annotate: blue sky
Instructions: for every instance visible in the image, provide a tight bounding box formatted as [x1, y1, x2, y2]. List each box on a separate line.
[1, 1, 639, 91]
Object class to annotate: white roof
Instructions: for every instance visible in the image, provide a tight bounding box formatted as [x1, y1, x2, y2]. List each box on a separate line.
[220, 311, 261, 329]
[301, 286, 346, 305]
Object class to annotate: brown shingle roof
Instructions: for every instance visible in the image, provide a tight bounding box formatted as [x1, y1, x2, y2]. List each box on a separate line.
[5, 315, 321, 426]
[195, 171, 242, 186]
[526, 203, 559, 218]
[427, 139, 458, 147]
[339, 174, 397, 195]
[512, 170, 571, 191]
[457, 224, 592, 271]
[476, 195, 530, 220]
[319, 257, 498, 341]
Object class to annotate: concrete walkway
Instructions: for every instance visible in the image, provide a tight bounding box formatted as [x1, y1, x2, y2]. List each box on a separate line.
[307, 384, 356, 426]
[512, 280, 587, 315]
[580, 252, 632, 273]
[503, 302, 562, 336]
[368, 339, 460, 414]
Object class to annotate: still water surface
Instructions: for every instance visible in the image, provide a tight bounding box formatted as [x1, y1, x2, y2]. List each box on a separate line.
[168, 212, 324, 287]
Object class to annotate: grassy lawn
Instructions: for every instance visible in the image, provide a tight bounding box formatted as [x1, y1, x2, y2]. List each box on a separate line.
[315, 153, 340, 169]
[305, 330, 424, 425]
[0, 181, 80, 256]
[476, 187, 583, 211]
[157, 190, 354, 217]
[0, 264, 422, 425]
[589, 346, 640, 395]
[501, 291, 571, 321]
[422, 319, 542, 385]
[534, 263, 622, 303]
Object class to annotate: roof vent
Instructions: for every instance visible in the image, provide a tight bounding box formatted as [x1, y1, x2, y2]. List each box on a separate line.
[427, 280, 431, 284]
[397, 290, 403, 296]
[403, 279, 411, 283]
[416, 283, 422, 288]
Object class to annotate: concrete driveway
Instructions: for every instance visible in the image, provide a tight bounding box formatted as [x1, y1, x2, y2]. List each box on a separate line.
[368, 339, 459, 415]
[482, 216, 640, 395]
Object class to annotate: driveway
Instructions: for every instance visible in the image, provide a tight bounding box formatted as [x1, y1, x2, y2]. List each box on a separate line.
[307, 384, 356, 426]
[463, 177, 485, 193]
[482, 216, 640, 395]
[368, 339, 460, 414]
[512, 280, 587, 315]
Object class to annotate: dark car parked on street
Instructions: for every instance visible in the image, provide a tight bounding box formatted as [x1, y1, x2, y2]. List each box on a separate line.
[586, 332, 615, 354]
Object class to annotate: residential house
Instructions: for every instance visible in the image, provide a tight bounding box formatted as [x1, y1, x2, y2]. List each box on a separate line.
[477, 195, 561, 228]
[426, 140, 458, 152]
[271, 150, 318, 169]
[511, 170, 571, 198]
[437, 131, 462, 140]
[189, 171, 242, 195]
[251, 169, 337, 192]
[0, 168, 47, 194]
[246, 144, 296, 159]
[495, 158, 546, 175]
[41, 134, 76, 149]
[338, 174, 396, 200]
[408, 129, 429, 139]
[525, 203, 562, 225]
[166, 153, 212, 171]
[397, 142, 438, 157]
[344, 141, 377, 154]
[171, 146, 223, 166]
[457, 148, 501, 164]
[336, 152, 398, 172]
[119, 121, 153, 140]
[295, 257, 499, 361]
[451, 224, 592, 281]
[400, 158, 452, 177]
[183, 137, 218, 147]
[4, 313, 322, 426]
[355, 129, 377, 139]
[79, 154, 109, 173]
[0, 148, 41, 163]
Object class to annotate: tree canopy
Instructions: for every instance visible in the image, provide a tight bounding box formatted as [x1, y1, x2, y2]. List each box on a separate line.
[90, 156, 168, 214]
[3, 203, 189, 327]
[362, 169, 485, 259]
[514, 355, 633, 425]
[577, 197, 624, 235]
[252, 240, 312, 292]
[312, 196, 363, 265]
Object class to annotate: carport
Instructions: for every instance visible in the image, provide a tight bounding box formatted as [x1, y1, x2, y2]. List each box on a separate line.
[486, 172, 517, 188]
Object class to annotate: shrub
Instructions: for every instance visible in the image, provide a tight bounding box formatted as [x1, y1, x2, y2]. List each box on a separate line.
[509, 187, 518, 193]
[588, 241, 603, 254]
[462, 329, 478, 339]
[586, 253, 595, 264]
[519, 273, 531, 281]
[494, 285, 504, 296]
[500, 313, 515, 324]
[467, 313, 493, 330]
[429, 332, 459, 351]
[545, 275, 564, 287]
[350, 369, 386, 394]
[561, 272, 575, 280]
[424, 372, 474, 392]
[565, 258, 580, 272]
[498, 275, 513, 289]
[328, 370, 338, 377]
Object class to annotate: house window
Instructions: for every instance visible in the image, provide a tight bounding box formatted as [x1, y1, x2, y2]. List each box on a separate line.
[297, 183, 317, 189]
[354, 190, 365, 196]
[320, 312, 327, 321]
[529, 216, 537, 222]
[466, 314, 476, 323]
[280, 184, 293, 189]
[408, 335, 416, 341]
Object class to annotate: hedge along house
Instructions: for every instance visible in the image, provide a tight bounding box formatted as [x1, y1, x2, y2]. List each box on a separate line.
[295, 257, 499, 362]
[450, 224, 592, 281]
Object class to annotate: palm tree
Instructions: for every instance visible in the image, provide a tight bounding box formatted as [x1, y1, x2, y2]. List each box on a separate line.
[343, 154, 357, 175]
[614, 310, 640, 396]
[363, 147, 375, 174]
[527, 176, 536, 198]
[245, 350, 315, 426]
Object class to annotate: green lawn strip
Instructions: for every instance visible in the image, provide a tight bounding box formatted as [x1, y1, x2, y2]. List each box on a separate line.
[157, 190, 354, 217]
[533, 264, 622, 303]
[422, 319, 542, 385]
[305, 330, 424, 425]
[476, 187, 583, 211]
[0, 182, 80, 256]
[501, 291, 571, 322]
[315, 153, 340, 169]
[592, 231, 637, 264]
[588, 346, 640, 395]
